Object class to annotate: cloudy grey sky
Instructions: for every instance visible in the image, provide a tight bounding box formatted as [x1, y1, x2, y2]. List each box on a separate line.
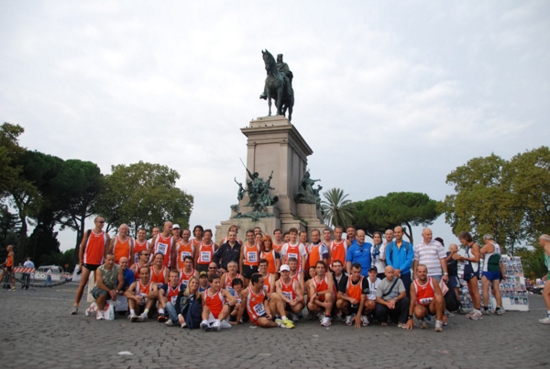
[1, 1, 549, 251]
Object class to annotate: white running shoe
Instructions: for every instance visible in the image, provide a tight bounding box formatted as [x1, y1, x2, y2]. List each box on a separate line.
[539, 316, 550, 324]
[360, 315, 369, 327]
[345, 315, 354, 326]
[96, 310, 105, 320]
[469, 310, 483, 320]
[85, 303, 97, 317]
[320, 316, 331, 327]
[220, 320, 232, 329]
[434, 320, 443, 332]
[211, 319, 221, 331]
[200, 320, 210, 331]
[139, 312, 148, 322]
[129, 312, 139, 322]
[495, 307, 506, 315]
[165, 319, 174, 326]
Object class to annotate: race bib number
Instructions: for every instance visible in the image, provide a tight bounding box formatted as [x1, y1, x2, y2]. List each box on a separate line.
[157, 243, 168, 255]
[283, 291, 292, 300]
[200, 251, 211, 263]
[134, 253, 139, 264]
[287, 253, 298, 261]
[180, 251, 191, 261]
[247, 252, 257, 263]
[253, 302, 266, 316]
[171, 296, 177, 304]
[263, 285, 269, 293]
[419, 297, 434, 306]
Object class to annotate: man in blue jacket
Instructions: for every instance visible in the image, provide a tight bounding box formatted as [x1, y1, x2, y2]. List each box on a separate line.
[385, 226, 414, 297]
[345, 230, 371, 277]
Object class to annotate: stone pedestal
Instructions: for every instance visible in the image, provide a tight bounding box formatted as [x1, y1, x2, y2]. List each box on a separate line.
[216, 116, 326, 243]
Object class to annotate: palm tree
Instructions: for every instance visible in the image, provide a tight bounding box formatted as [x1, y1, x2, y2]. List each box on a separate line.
[321, 188, 355, 228]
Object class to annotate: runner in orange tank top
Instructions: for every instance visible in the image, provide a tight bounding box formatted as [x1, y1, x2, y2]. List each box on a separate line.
[200, 274, 237, 331]
[191, 225, 204, 254]
[258, 259, 275, 295]
[260, 235, 280, 273]
[150, 253, 169, 287]
[133, 228, 148, 266]
[157, 269, 182, 322]
[179, 255, 198, 288]
[236, 273, 293, 328]
[336, 263, 371, 328]
[272, 229, 284, 254]
[240, 230, 260, 286]
[307, 230, 329, 272]
[71, 216, 111, 315]
[109, 224, 134, 265]
[196, 229, 216, 274]
[125, 265, 159, 322]
[271, 264, 304, 322]
[329, 227, 348, 269]
[307, 261, 335, 327]
[406, 264, 445, 331]
[152, 222, 175, 268]
[176, 229, 195, 271]
[0, 245, 16, 291]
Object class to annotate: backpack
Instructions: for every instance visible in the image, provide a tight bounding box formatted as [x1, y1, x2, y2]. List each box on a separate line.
[184, 297, 202, 329]
[444, 288, 461, 312]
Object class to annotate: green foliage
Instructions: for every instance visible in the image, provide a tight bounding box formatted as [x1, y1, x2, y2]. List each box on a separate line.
[97, 161, 193, 235]
[442, 147, 550, 254]
[352, 192, 440, 243]
[515, 246, 546, 280]
[0, 205, 20, 248]
[321, 188, 354, 228]
[0, 123, 25, 195]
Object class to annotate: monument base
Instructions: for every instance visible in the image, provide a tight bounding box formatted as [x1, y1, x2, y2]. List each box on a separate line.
[215, 115, 325, 243]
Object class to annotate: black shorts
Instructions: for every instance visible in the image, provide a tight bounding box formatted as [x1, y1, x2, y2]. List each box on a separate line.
[196, 264, 209, 273]
[6, 266, 13, 273]
[242, 265, 258, 279]
[463, 264, 479, 281]
[83, 264, 100, 272]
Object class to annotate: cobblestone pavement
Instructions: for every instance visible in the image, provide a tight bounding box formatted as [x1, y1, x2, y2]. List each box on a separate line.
[0, 282, 547, 369]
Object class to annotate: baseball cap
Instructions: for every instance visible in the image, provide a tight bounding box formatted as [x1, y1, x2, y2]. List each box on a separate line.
[199, 271, 207, 277]
[280, 264, 290, 272]
[173, 224, 180, 229]
[368, 266, 378, 273]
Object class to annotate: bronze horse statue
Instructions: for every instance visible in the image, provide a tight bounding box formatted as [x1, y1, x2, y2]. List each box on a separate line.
[259, 50, 294, 122]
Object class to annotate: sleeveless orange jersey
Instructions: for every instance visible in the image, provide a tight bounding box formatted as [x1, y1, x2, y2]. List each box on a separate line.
[154, 234, 173, 268]
[260, 249, 277, 273]
[414, 277, 436, 306]
[176, 240, 195, 270]
[197, 242, 215, 266]
[273, 241, 284, 254]
[243, 244, 260, 267]
[136, 279, 153, 297]
[312, 274, 331, 301]
[279, 278, 297, 301]
[307, 242, 324, 269]
[330, 240, 347, 267]
[346, 276, 364, 302]
[133, 240, 148, 264]
[179, 268, 196, 288]
[204, 289, 225, 318]
[165, 284, 181, 305]
[246, 286, 267, 324]
[113, 236, 132, 264]
[150, 266, 167, 286]
[284, 243, 303, 269]
[223, 273, 242, 293]
[262, 273, 273, 294]
[83, 230, 108, 265]
[133, 262, 148, 279]
[192, 238, 202, 251]
[6, 252, 13, 267]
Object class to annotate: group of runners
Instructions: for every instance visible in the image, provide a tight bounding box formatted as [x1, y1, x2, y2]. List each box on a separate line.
[63, 216, 550, 330]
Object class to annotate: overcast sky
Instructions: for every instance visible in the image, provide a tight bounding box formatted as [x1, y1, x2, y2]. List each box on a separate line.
[1, 1, 549, 252]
